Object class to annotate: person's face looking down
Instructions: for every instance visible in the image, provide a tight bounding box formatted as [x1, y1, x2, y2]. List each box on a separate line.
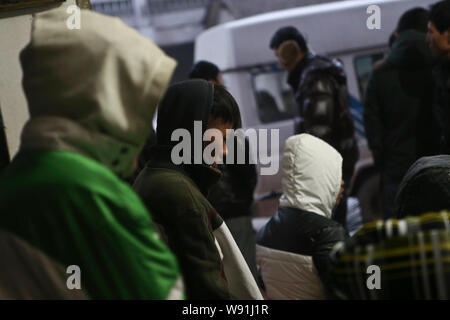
[427, 22, 450, 58]
[274, 40, 304, 71]
[205, 117, 233, 169]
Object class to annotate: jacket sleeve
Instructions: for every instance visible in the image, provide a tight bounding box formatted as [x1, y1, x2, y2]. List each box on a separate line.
[296, 76, 336, 145]
[166, 207, 232, 300]
[363, 73, 384, 169]
[311, 225, 348, 283]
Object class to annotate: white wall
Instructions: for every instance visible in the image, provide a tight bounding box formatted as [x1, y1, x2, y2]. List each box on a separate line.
[0, 0, 76, 159]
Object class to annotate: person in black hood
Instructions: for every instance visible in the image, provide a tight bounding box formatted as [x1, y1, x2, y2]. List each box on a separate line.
[133, 80, 263, 300]
[364, 8, 440, 220]
[269, 26, 359, 230]
[188, 60, 259, 284]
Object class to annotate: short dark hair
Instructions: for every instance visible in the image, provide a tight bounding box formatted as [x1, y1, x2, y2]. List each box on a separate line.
[430, 0, 450, 33]
[269, 26, 308, 53]
[189, 61, 220, 82]
[397, 7, 429, 33]
[209, 85, 242, 129]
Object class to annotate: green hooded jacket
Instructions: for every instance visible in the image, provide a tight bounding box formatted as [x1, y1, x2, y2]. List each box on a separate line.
[0, 8, 183, 299]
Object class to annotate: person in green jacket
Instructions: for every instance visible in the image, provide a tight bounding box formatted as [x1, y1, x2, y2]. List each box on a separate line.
[133, 80, 263, 300]
[0, 8, 183, 299]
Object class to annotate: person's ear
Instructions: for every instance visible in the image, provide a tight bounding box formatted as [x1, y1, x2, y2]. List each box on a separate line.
[394, 31, 400, 39]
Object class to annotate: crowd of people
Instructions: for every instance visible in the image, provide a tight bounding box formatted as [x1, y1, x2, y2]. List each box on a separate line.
[0, 1, 449, 299]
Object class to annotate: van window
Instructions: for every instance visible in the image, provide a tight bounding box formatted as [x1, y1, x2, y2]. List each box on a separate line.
[354, 52, 386, 101]
[252, 68, 295, 123]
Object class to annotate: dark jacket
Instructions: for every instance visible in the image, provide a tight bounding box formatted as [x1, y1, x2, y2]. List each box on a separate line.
[208, 138, 257, 220]
[133, 80, 262, 300]
[433, 58, 450, 154]
[364, 31, 439, 179]
[288, 53, 358, 181]
[394, 155, 450, 218]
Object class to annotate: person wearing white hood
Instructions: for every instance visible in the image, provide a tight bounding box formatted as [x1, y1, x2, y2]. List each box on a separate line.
[256, 134, 348, 300]
[0, 8, 184, 299]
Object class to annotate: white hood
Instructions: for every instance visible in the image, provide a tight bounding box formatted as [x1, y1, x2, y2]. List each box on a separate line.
[19, 8, 176, 176]
[279, 134, 343, 218]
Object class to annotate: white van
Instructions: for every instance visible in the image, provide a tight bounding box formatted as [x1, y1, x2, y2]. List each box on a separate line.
[194, 0, 436, 221]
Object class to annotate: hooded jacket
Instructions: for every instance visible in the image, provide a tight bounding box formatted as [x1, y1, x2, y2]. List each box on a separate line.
[133, 80, 262, 300]
[256, 134, 348, 300]
[0, 8, 183, 299]
[394, 155, 450, 218]
[364, 30, 440, 179]
[432, 59, 450, 154]
[288, 54, 358, 181]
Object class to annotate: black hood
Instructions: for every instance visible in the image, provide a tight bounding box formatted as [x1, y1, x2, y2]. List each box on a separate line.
[394, 155, 450, 218]
[149, 79, 221, 195]
[387, 30, 433, 68]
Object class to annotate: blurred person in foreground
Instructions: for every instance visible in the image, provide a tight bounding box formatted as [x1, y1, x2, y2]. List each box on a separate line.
[0, 8, 183, 299]
[256, 134, 348, 300]
[327, 155, 450, 299]
[189, 60, 259, 284]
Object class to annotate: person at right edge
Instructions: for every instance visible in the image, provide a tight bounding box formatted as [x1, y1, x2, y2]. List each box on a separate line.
[0, 8, 183, 299]
[427, 0, 450, 154]
[269, 27, 359, 231]
[363, 8, 440, 220]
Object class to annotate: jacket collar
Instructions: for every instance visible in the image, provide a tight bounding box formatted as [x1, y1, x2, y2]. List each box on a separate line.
[146, 144, 222, 196]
